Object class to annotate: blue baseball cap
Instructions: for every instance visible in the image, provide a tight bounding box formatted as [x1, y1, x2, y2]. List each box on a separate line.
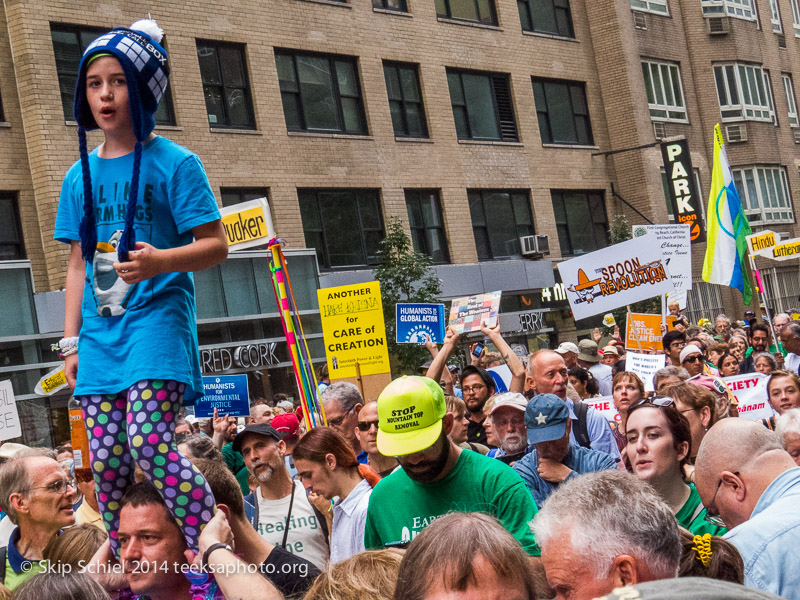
[524, 394, 569, 445]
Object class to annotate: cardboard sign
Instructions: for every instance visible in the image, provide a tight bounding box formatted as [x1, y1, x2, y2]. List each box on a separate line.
[626, 352, 666, 392]
[722, 373, 775, 422]
[660, 139, 705, 243]
[34, 366, 69, 396]
[219, 198, 276, 251]
[584, 396, 620, 424]
[448, 291, 502, 334]
[558, 234, 673, 321]
[632, 224, 692, 291]
[746, 230, 780, 257]
[195, 375, 250, 418]
[768, 237, 800, 261]
[625, 313, 677, 352]
[318, 281, 390, 379]
[396, 304, 446, 344]
[0, 381, 22, 441]
[667, 289, 687, 310]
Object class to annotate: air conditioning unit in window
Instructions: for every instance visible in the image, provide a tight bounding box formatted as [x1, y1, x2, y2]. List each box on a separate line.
[707, 16, 730, 35]
[653, 122, 668, 141]
[793, 129, 800, 144]
[520, 235, 550, 257]
[725, 123, 748, 143]
[778, 34, 787, 48]
[632, 10, 647, 30]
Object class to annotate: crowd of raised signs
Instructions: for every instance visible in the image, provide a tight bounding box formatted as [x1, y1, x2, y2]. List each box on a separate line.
[0, 309, 799, 600]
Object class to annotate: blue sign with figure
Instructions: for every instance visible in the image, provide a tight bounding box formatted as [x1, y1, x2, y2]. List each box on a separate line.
[196, 375, 250, 418]
[396, 303, 446, 344]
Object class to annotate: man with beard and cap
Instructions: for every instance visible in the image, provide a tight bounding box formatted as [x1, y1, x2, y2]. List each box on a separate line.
[489, 393, 531, 465]
[363, 375, 540, 558]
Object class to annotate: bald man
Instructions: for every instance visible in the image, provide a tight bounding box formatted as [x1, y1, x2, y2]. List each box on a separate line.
[695, 418, 800, 597]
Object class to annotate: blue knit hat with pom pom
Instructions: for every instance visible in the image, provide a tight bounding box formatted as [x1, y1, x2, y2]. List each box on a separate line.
[73, 19, 170, 263]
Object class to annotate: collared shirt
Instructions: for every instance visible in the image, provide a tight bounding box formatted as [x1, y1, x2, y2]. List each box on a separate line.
[589, 363, 613, 396]
[565, 398, 622, 462]
[725, 467, 800, 597]
[4, 527, 47, 590]
[330, 478, 372, 564]
[513, 444, 618, 508]
[75, 499, 104, 530]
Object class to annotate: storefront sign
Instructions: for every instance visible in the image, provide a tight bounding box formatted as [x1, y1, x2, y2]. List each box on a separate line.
[722, 373, 774, 421]
[34, 366, 69, 396]
[558, 234, 672, 320]
[499, 309, 553, 335]
[769, 237, 800, 261]
[660, 139, 705, 243]
[632, 224, 692, 291]
[219, 198, 276, 251]
[626, 352, 665, 392]
[0, 380, 22, 441]
[625, 313, 677, 352]
[201, 342, 280, 374]
[448, 291, 502, 334]
[196, 375, 250, 418]
[318, 281, 390, 379]
[396, 303, 446, 344]
[746, 230, 779, 257]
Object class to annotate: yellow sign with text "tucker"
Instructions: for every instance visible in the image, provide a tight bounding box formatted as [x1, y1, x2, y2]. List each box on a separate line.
[219, 198, 276, 251]
[317, 281, 390, 379]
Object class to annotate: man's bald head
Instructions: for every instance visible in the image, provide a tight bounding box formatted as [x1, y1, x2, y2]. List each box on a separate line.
[526, 350, 567, 399]
[697, 419, 781, 479]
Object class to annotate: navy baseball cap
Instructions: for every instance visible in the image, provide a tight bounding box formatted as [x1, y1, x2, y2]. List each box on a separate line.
[232, 424, 282, 453]
[524, 394, 570, 445]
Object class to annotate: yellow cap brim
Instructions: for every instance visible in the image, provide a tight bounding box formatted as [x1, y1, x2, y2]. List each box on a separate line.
[376, 418, 443, 457]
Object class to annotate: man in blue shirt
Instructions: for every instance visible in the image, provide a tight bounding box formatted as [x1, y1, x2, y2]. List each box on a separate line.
[696, 418, 800, 598]
[514, 394, 617, 507]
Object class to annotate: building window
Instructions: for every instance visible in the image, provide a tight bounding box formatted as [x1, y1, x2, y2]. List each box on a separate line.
[731, 165, 794, 224]
[373, 0, 407, 11]
[531, 78, 593, 145]
[298, 189, 384, 269]
[220, 188, 269, 208]
[551, 191, 608, 256]
[769, 0, 783, 32]
[51, 24, 175, 125]
[383, 62, 428, 138]
[446, 69, 518, 142]
[405, 190, 450, 264]
[713, 63, 775, 122]
[761, 267, 800, 314]
[791, 0, 800, 36]
[517, 0, 574, 37]
[701, 0, 756, 20]
[276, 50, 367, 136]
[782, 74, 799, 127]
[197, 40, 255, 129]
[642, 61, 688, 122]
[630, 0, 668, 15]
[435, 0, 498, 25]
[686, 281, 724, 325]
[0, 193, 25, 260]
[468, 190, 534, 260]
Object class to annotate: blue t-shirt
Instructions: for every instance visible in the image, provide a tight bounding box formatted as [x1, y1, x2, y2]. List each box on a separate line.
[54, 137, 220, 404]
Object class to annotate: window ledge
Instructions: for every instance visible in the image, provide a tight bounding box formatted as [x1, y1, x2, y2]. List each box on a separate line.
[155, 125, 184, 132]
[296, 0, 352, 7]
[458, 139, 522, 147]
[395, 136, 433, 143]
[437, 17, 502, 31]
[287, 131, 374, 140]
[210, 128, 262, 135]
[0, 122, 10, 128]
[522, 30, 578, 43]
[373, 7, 412, 17]
[650, 118, 690, 125]
[542, 143, 599, 150]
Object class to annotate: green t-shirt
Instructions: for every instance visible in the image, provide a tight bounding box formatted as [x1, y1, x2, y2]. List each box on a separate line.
[3, 556, 45, 591]
[222, 441, 250, 495]
[676, 483, 726, 537]
[744, 343, 784, 358]
[364, 448, 540, 556]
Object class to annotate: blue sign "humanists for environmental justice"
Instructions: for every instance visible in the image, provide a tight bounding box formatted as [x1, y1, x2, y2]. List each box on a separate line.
[396, 303, 446, 344]
[196, 374, 250, 418]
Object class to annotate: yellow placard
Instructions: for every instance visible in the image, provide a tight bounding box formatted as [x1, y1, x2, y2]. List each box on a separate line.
[625, 313, 676, 351]
[35, 368, 68, 396]
[746, 230, 778, 256]
[770, 237, 800, 261]
[317, 281, 390, 379]
[219, 198, 276, 251]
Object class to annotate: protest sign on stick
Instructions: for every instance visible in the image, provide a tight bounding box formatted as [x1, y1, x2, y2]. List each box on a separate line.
[396, 303, 446, 343]
[626, 352, 664, 392]
[448, 291, 501, 334]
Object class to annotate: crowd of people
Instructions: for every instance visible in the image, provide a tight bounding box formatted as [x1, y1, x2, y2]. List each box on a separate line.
[0, 310, 798, 600]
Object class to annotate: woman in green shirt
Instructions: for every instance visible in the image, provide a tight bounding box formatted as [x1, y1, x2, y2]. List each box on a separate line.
[626, 397, 725, 537]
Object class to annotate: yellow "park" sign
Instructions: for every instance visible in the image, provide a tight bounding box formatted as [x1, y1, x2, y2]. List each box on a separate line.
[317, 281, 390, 379]
[219, 198, 276, 251]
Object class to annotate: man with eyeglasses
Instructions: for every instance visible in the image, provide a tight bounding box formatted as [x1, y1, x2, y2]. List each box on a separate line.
[662, 330, 687, 367]
[321, 382, 366, 462]
[696, 418, 800, 597]
[354, 401, 398, 477]
[489, 393, 531, 465]
[0, 450, 77, 589]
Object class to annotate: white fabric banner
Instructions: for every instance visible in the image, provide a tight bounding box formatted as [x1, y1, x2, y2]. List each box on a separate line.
[722, 373, 775, 421]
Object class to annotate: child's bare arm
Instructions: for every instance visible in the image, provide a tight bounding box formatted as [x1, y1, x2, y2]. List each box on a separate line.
[64, 241, 85, 389]
[113, 220, 228, 284]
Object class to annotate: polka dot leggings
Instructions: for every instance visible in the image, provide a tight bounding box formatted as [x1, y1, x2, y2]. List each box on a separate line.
[79, 380, 216, 555]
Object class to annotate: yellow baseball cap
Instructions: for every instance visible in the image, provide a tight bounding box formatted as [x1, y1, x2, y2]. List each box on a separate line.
[376, 376, 446, 457]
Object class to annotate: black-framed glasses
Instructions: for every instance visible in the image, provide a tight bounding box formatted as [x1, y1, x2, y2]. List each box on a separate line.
[633, 396, 675, 409]
[25, 478, 76, 496]
[357, 420, 379, 432]
[328, 406, 355, 428]
[704, 472, 738, 528]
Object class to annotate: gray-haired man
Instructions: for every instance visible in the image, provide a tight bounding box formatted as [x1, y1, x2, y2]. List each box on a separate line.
[321, 382, 365, 461]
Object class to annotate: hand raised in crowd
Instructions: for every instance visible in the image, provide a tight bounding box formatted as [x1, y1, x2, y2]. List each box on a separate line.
[537, 458, 573, 484]
[442, 325, 459, 348]
[592, 327, 602, 343]
[480, 318, 502, 339]
[424, 333, 438, 355]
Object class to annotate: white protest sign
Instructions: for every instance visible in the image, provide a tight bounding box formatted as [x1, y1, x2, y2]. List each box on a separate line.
[632, 224, 692, 291]
[584, 396, 620, 424]
[667, 289, 687, 310]
[487, 364, 512, 393]
[557, 234, 673, 321]
[721, 373, 775, 421]
[0, 381, 22, 441]
[219, 198, 276, 251]
[626, 352, 665, 392]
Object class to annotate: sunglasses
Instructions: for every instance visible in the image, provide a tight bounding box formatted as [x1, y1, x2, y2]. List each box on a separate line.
[357, 420, 380, 432]
[632, 396, 675, 409]
[683, 355, 703, 364]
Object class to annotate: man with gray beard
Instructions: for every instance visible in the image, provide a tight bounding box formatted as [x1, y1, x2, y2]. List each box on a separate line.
[489, 393, 531, 465]
[234, 424, 330, 571]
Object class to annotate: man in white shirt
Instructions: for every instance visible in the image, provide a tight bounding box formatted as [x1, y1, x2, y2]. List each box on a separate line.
[781, 323, 800, 375]
[234, 424, 329, 571]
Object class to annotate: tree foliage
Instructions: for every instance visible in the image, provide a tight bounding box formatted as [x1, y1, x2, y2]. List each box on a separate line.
[374, 218, 443, 374]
